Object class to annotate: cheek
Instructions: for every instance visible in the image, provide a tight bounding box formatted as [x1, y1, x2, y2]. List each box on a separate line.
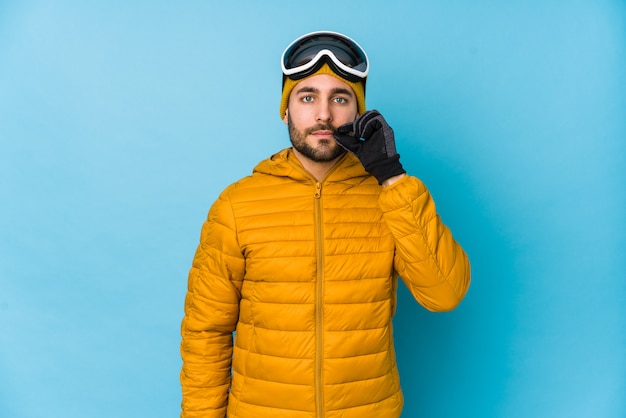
[287, 107, 313, 128]
[335, 109, 358, 126]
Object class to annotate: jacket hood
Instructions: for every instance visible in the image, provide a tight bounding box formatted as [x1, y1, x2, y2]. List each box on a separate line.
[252, 148, 370, 183]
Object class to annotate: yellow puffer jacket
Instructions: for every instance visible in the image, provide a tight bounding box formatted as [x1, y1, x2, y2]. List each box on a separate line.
[181, 148, 470, 418]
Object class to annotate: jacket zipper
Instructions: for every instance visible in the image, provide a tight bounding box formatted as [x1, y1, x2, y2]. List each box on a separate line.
[285, 152, 346, 417]
[314, 181, 324, 418]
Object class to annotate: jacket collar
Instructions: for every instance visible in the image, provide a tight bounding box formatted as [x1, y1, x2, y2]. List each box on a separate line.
[253, 148, 370, 183]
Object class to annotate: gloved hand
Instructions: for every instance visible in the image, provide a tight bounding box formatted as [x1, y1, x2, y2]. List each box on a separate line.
[334, 110, 406, 184]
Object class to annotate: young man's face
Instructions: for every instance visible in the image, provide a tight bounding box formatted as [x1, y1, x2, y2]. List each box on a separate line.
[283, 74, 359, 163]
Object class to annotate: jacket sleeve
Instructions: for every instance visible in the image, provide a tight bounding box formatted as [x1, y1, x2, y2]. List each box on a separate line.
[379, 175, 470, 311]
[180, 189, 244, 418]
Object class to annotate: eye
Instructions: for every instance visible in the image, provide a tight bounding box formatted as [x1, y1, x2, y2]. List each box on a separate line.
[333, 97, 348, 104]
[301, 95, 314, 103]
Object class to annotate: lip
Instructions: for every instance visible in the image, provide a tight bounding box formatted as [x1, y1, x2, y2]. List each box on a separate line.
[311, 130, 334, 137]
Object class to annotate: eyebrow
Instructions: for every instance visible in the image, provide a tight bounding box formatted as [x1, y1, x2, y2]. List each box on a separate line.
[294, 86, 355, 97]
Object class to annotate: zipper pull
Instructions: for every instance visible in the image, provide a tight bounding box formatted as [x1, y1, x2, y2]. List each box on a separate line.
[314, 182, 322, 199]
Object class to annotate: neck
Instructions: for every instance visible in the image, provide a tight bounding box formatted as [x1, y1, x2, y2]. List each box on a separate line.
[291, 148, 344, 181]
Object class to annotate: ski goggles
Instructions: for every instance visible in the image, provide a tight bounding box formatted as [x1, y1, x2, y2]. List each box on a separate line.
[281, 31, 369, 84]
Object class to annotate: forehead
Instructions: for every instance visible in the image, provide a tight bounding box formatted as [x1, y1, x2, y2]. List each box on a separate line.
[293, 74, 355, 96]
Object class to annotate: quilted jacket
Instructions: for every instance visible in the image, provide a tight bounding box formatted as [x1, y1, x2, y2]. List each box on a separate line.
[180, 148, 470, 418]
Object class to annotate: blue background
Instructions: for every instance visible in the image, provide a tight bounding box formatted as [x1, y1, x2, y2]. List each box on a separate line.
[1, 1, 624, 417]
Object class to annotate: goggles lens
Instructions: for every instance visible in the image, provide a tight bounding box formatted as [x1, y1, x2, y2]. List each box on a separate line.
[281, 31, 369, 83]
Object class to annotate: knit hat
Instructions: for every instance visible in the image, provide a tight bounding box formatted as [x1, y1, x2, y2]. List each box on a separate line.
[279, 63, 366, 119]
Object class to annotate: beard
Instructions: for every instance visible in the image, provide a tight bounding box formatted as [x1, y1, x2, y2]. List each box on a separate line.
[288, 114, 346, 163]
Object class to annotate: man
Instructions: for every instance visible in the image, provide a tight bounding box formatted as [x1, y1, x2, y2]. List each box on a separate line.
[180, 31, 470, 418]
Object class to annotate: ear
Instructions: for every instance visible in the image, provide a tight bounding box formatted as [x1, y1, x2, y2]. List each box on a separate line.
[282, 109, 289, 125]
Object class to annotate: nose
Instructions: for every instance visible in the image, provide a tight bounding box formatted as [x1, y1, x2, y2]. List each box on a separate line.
[316, 101, 332, 122]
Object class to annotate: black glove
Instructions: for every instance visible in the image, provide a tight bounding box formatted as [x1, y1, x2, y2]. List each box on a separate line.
[334, 110, 406, 184]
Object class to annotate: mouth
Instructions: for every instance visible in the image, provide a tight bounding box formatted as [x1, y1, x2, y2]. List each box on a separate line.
[311, 129, 335, 138]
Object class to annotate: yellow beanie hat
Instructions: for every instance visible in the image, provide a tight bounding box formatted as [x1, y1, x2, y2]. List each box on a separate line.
[280, 63, 366, 119]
